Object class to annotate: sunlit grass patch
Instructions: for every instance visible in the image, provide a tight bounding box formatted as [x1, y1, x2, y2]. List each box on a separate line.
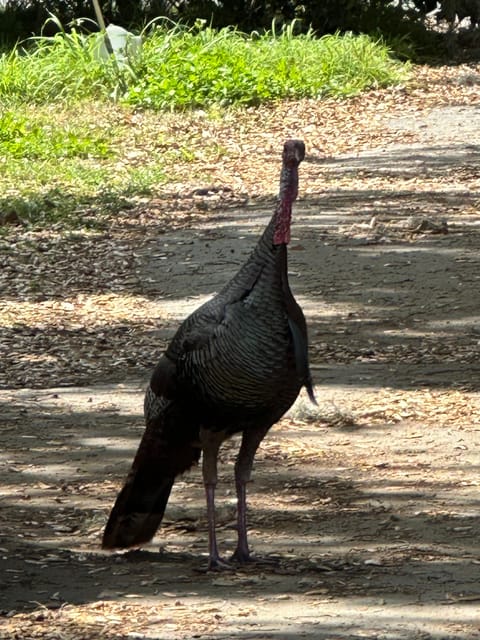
[128, 28, 406, 109]
[0, 20, 407, 109]
[0, 110, 111, 159]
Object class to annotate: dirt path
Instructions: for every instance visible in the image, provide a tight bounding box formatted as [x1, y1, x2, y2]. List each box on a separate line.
[1, 69, 480, 639]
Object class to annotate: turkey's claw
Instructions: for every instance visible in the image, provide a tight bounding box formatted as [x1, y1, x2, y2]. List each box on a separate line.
[231, 548, 253, 564]
[206, 555, 231, 572]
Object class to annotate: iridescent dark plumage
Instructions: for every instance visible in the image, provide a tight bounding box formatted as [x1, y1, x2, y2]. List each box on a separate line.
[102, 140, 315, 568]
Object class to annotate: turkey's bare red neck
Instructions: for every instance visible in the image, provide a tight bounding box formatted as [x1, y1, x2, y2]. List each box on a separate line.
[272, 159, 300, 246]
[271, 139, 304, 246]
[213, 139, 305, 303]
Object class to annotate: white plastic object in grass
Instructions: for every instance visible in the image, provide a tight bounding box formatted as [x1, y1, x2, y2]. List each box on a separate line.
[96, 24, 141, 68]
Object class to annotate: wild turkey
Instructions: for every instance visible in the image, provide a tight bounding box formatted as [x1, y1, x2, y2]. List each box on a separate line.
[102, 139, 316, 569]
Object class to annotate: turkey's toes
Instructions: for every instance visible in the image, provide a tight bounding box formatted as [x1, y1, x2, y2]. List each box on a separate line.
[231, 550, 280, 566]
[206, 555, 232, 572]
[231, 548, 254, 564]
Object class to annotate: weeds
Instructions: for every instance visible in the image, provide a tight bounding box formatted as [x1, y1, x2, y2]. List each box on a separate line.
[133, 27, 406, 108]
[0, 20, 406, 108]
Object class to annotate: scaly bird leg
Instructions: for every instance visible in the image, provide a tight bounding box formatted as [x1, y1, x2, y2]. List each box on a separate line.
[200, 428, 229, 570]
[232, 424, 270, 563]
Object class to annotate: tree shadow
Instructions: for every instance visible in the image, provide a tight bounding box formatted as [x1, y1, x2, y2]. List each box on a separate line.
[0, 393, 478, 620]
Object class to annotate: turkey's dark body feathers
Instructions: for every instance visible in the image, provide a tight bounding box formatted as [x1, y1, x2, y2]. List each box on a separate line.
[161, 220, 311, 428]
[102, 140, 314, 559]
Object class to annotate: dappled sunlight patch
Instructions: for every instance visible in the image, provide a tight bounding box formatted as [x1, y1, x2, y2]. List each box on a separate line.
[0, 294, 164, 327]
[312, 387, 480, 429]
[1, 381, 479, 638]
[0, 598, 249, 639]
[2, 575, 479, 639]
[0, 293, 169, 388]
[78, 436, 139, 452]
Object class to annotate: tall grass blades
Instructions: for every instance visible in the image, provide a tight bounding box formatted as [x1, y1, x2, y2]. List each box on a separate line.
[0, 16, 135, 105]
[0, 20, 407, 109]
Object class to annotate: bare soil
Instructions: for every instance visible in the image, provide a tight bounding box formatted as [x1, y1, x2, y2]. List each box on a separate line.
[1, 66, 480, 639]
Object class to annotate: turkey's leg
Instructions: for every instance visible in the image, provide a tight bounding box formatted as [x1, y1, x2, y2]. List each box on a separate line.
[200, 428, 229, 570]
[232, 424, 270, 563]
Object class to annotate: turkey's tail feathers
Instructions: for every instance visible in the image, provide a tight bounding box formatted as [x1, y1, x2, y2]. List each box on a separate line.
[102, 396, 201, 550]
[102, 468, 175, 550]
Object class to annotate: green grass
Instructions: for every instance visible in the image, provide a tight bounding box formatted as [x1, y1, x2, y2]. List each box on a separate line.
[0, 21, 408, 230]
[1, 21, 406, 108]
[0, 110, 111, 159]
[0, 103, 174, 230]
[0, 20, 122, 104]
[128, 27, 405, 109]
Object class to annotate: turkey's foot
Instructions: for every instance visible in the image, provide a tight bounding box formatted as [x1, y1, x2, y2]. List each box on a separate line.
[231, 550, 280, 566]
[231, 548, 253, 564]
[205, 554, 232, 572]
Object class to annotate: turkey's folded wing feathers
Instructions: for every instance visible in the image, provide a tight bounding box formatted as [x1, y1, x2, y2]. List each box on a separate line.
[173, 299, 300, 420]
[165, 297, 227, 362]
[287, 314, 316, 404]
